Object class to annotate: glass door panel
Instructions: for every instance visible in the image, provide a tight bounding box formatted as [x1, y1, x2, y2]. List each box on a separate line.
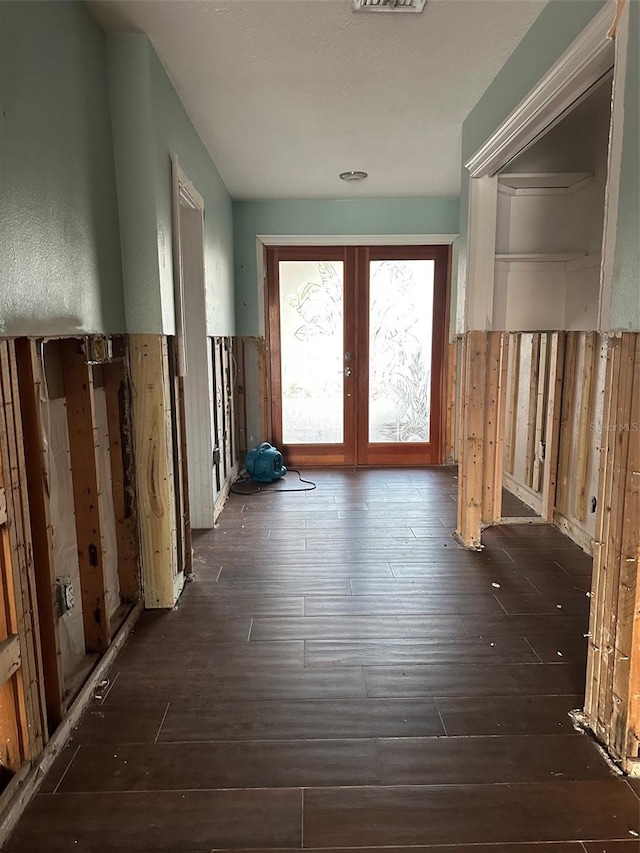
[268, 244, 446, 467]
[279, 260, 344, 444]
[368, 260, 434, 443]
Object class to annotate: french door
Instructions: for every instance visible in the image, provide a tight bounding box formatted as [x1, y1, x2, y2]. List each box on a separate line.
[267, 245, 448, 466]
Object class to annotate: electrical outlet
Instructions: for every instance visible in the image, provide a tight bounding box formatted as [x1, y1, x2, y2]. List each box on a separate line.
[56, 577, 75, 616]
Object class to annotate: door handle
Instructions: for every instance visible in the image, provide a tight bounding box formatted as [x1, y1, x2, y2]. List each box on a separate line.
[344, 367, 353, 378]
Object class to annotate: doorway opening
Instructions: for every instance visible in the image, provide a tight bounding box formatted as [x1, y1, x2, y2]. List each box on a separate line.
[266, 245, 448, 467]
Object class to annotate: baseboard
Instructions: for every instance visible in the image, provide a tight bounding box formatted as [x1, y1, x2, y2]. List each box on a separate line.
[213, 462, 239, 523]
[0, 601, 143, 847]
[553, 511, 594, 556]
[502, 473, 543, 515]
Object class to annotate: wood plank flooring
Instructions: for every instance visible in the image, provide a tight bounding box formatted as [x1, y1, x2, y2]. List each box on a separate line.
[6, 468, 639, 852]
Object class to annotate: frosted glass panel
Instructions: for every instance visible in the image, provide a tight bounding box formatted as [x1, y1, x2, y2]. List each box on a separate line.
[279, 261, 344, 444]
[368, 260, 434, 443]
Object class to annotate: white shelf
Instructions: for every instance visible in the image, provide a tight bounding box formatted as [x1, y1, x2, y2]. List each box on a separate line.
[495, 253, 587, 263]
[498, 172, 594, 196]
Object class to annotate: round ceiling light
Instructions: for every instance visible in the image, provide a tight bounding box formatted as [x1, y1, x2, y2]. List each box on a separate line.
[339, 170, 368, 182]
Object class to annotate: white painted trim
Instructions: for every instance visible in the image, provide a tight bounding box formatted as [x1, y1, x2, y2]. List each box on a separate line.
[254, 233, 458, 337]
[171, 155, 187, 377]
[598, 0, 629, 331]
[257, 234, 458, 247]
[465, 176, 498, 331]
[465, 1, 616, 178]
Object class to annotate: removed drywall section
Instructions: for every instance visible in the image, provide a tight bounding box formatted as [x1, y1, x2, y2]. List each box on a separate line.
[0, 2, 125, 337]
[40, 346, 87, 701]
[92, 380, 122, 624]
[233, 198, 459, 337]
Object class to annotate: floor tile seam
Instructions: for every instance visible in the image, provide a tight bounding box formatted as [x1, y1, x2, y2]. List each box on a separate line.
[522, 636, 545, 663]
[154, 702, 171, 744]
[51, 744, 81, 795]
[207, 842, 640, 851]
[34, 780, 637, 796]
[432, 699, 449, 737]
[152, 733, 592, 746]
[98, 671, 120, 705]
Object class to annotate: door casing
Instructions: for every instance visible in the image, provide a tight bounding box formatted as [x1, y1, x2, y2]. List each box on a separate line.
[266, 244, 450, 467]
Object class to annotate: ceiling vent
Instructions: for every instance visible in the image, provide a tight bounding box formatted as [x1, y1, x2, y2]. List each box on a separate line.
[352, 0, 427, 12]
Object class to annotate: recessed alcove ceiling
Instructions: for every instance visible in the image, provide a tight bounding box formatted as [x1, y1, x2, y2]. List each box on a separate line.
[89, 0, 547, 199]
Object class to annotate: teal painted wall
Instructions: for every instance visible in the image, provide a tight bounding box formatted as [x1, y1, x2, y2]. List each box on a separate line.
[233, 198, 459, 336]
[148, 47, 235, 336]
[458, 0, 639, 332]
[0, 1, 125, 336]
[107, 35, 162, 333]
[108, 35, 235, 335]
[610, 0, 639, 331]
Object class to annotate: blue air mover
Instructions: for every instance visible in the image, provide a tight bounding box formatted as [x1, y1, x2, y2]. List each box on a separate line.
[245, 443, 287, 483]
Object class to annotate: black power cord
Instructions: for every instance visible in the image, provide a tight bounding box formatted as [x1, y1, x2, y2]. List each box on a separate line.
[230, 468, 317, 496]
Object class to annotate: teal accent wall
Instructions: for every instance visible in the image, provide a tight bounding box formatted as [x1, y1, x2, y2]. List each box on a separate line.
[610, 0, 639, 331]
[107, 35, 162, 333]
[233, 198, 460, 336]
[108, 35, 235, 335]
[0, 1, 125, 336]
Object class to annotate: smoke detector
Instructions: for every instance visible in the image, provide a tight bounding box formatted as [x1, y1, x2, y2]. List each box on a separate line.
[353, 0, 427, 12]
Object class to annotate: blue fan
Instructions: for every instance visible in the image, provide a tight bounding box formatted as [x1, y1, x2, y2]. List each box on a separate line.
[245, 443, 287, 483]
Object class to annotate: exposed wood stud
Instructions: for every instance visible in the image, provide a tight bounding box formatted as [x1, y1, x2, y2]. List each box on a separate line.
[541, 332, 566, 522]
[128, 336, 178, 610]
[60, 339, 111, 654]
[573, 331, 597, 521]
[525, 334, 541, 489]
[0, 347, 41, 768]
[233, 339, 247, 459]
[532, 333, 549, 492]
[456, 331, 488, 549]
[482, 332, 508, 525]
[505, 333, 521, 476]
[585, 333, 640, 773]
[556, 332, 578, 515]
[103, 358, 141, 603]
[0, 635, 21, 687]
[14, 339, 65, 729]
[0, 341, 46, 756]
[444, 336, 459, 464]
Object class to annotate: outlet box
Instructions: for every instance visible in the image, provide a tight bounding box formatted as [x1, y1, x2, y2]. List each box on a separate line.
[56, 577, 75, 616]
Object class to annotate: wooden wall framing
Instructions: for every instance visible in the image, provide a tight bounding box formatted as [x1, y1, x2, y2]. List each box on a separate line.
[128, 335, 179, 609]
[0, 341, 45, 770]
[210, 337, 240, 519]
[456, 330, 509, 548]
[585, 332, 640, 774]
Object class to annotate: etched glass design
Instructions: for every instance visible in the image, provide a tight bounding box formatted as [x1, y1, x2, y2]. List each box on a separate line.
[368, 259, 434, 443]
[279, 260, 344, 444]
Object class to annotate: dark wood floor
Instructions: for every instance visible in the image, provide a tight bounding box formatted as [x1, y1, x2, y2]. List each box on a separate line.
[6, 468, 639, 852]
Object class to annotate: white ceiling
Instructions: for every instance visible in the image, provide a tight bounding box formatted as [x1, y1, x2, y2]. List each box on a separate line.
[91, 0, 548, 200]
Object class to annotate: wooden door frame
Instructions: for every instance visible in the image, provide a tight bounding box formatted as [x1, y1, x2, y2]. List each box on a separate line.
[267, 245, 356, 466]
[354, 244, 449, 466]
[266, 243, 450, 467]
